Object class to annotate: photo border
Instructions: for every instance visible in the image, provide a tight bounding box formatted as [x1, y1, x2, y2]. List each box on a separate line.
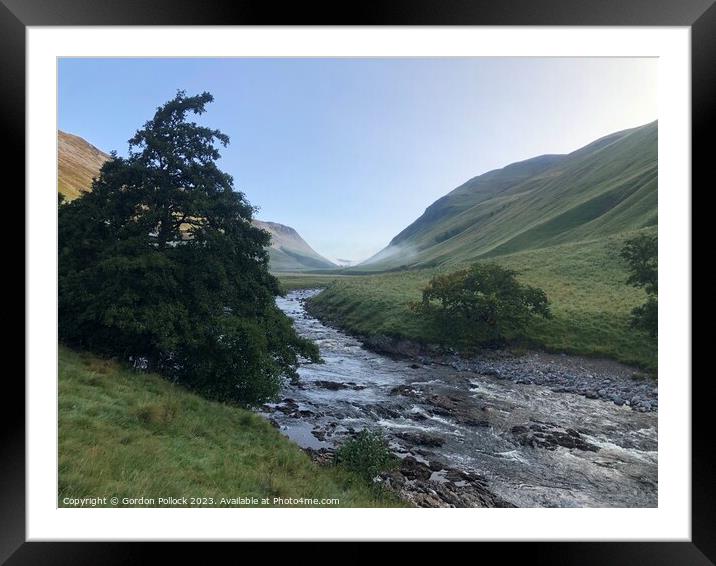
[8, 0, 709, 560]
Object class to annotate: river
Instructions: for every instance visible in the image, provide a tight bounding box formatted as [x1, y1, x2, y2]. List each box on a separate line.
[261, 289, 657, 508]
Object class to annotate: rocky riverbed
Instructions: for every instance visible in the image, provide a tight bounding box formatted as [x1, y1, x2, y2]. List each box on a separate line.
[360, 335, 658, 412]
[260, 289, 658, 508]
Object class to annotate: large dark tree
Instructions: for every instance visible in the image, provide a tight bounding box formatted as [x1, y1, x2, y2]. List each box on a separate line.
[58, 91, 319, 405]
[620, 232, 658, 338]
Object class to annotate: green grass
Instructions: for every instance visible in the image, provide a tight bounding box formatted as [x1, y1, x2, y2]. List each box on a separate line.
[278, 273, 353, 292]
[306, 230, 657, 372]
[58, 346, 403, 507]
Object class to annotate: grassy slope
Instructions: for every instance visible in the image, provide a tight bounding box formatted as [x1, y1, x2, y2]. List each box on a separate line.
[59, 347, 401, 507]
[305, 228, 657, 372]
[268, 247, 336, 272]
[364, 122, 656, 271]
[58, 131, 111, 201]
[278, 272, 354, 292]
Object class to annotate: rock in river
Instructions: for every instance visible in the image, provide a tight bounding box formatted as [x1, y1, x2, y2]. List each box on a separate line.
[511, 422, 599, 452]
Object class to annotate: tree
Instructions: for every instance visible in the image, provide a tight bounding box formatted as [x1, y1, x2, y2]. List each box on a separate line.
[58, 91, 319, 406]
[410, 262, 551, 348]
[620, 233, 658, 338]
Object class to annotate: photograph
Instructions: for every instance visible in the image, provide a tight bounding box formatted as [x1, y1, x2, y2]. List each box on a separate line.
[56, 56, 660, 509]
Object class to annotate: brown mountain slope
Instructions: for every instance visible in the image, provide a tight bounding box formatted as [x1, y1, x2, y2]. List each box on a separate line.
[58, 130, 111, 201]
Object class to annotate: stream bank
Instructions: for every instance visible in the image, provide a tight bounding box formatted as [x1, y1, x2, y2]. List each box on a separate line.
[260, 289, 657, 508]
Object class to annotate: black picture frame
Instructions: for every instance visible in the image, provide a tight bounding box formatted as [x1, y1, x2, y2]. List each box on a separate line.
[7, 0, 709, 561]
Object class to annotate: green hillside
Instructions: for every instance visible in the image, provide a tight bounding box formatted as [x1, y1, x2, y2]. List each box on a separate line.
[363, 122, 656, 270]
[59, 346, 399, 507]
[307, 228, 656, 371]
[267, 248, 334, 271]
[303, 122, 658, 371]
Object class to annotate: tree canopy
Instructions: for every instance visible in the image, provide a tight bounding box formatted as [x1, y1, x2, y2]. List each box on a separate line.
[410, 262, 551, 348]
[620, 232, 658, 338]
[58, 91, 319, 405]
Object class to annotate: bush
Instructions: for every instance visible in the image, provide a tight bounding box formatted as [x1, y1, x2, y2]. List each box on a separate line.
[410, 262, 551, 348]
[620, 233, 657, 338]
[334, 429, 397, 483]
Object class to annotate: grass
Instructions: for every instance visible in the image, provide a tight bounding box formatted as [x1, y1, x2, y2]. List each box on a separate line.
[278, 272, 352, 292]
[304, 230, 657, 373]
[58, 346, 403, 507]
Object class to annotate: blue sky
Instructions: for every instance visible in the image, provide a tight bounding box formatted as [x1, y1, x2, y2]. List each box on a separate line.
[59, 58, 657, 262]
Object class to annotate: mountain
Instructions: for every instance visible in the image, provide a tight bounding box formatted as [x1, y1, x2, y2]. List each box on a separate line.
[252, 220, 336, 271]
[56, 130, 335, 272]
[362, 121, 657, 270]
[58, 131, 111, 200]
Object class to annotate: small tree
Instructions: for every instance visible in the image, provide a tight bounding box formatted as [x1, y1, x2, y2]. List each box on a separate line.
[58, 91, 319, 405]
[410, 262, 551, 348]
[620, 233, 658, 338]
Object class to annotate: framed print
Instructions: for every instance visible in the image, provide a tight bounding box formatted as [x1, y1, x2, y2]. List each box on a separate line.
[8, 0, 710, 561]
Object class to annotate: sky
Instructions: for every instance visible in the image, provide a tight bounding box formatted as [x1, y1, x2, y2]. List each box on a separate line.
[59, 58, 657, 262]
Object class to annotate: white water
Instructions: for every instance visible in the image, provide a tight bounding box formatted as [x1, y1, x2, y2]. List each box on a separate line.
[262, 289, 657, 508]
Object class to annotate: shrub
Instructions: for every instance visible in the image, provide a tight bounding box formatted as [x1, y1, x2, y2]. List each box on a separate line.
[620, 233, 657, 338]
[334, 429, 397, 483]
[410, 262, 551, 348]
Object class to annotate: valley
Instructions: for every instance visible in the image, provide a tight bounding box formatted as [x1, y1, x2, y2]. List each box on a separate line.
[58, 123, 657, 370]
[281, 121, 658, 371]
[57, 119, 659, 507]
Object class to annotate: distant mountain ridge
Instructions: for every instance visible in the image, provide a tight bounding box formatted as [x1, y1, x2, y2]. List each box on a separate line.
[57, 130, 335, 272]
[252, 220, 336, 270]
[363, 121, 657, 270]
